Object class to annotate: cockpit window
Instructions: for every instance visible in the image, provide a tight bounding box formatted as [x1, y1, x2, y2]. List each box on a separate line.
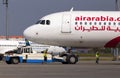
[46, 20, 50, 25]
[40, 20, 45, 25]
[35, 20, 50, 25]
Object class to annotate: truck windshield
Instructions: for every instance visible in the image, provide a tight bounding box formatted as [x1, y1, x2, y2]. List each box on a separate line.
[17, 48, 22, 54]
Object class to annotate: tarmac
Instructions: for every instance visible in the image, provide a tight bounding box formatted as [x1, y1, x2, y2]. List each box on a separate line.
[0, 61, 120, 78]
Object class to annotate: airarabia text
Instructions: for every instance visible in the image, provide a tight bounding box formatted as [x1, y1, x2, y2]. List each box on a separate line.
[75, 16, 120, 21]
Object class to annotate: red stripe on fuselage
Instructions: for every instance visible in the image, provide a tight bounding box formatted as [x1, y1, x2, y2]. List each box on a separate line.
[104, 36, 120, 48]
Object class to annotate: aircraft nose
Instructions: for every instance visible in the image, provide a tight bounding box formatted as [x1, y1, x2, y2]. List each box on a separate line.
[23, 26, 33, 40]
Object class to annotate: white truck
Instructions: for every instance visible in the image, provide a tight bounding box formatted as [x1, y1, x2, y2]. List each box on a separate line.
[4, 46, 78, 64]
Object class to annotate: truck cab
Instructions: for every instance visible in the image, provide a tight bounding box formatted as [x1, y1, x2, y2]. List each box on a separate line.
[4, 46, 53, 64]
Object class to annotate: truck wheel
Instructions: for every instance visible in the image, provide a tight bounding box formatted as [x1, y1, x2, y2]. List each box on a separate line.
[6, 61, 11, 64]
[67, 55, 78, 64]
[0, 55, 3, 61]
[11, 58, 19, 64]
[61, 54, 68, 64]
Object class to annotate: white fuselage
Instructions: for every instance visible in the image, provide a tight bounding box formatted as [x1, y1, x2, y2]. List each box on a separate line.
[24, 11, 120, 48]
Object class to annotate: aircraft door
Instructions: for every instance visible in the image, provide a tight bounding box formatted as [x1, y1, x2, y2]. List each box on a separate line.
[61, 14, 71, 33]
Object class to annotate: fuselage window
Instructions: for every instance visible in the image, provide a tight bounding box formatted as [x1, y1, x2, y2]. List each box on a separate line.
[85, 22, 87, 25]
[89, 22, 92, 25]
[99, 22, 101, 25]
[113, 22, 116, 25]
[118, 22, 120, 25]
[75, 22, 77, 25]
[94, 22, 97, 25]
[108, 22, 111, 25]
[104, 22, 106, 25]
[80, 22, 82, 25]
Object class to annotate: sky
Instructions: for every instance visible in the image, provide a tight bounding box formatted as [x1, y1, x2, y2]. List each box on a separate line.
[0, 0, 119, 36]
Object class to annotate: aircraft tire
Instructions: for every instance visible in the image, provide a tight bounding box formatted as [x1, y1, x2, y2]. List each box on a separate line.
[67, 55, 78, 64]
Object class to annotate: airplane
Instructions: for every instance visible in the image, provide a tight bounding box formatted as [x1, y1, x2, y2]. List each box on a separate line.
[23, 10, 120, 64]
[23, 10, 120, 48]
[0, 40, 65, 60]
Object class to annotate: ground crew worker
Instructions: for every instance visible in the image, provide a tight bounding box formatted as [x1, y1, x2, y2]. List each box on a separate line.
[96, 51, 100, 64]
[43, 49, 48, 63]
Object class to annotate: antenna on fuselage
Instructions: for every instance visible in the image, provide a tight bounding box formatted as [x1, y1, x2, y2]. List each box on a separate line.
[70, 7, 74, 12]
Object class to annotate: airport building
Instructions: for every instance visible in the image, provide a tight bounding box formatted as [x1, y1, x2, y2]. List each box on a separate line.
[0, 36, 24, 40]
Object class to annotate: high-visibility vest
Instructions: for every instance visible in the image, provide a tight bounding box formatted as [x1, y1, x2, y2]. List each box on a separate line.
[96, 52, 99, 58]
[43, 51, 47, 57]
